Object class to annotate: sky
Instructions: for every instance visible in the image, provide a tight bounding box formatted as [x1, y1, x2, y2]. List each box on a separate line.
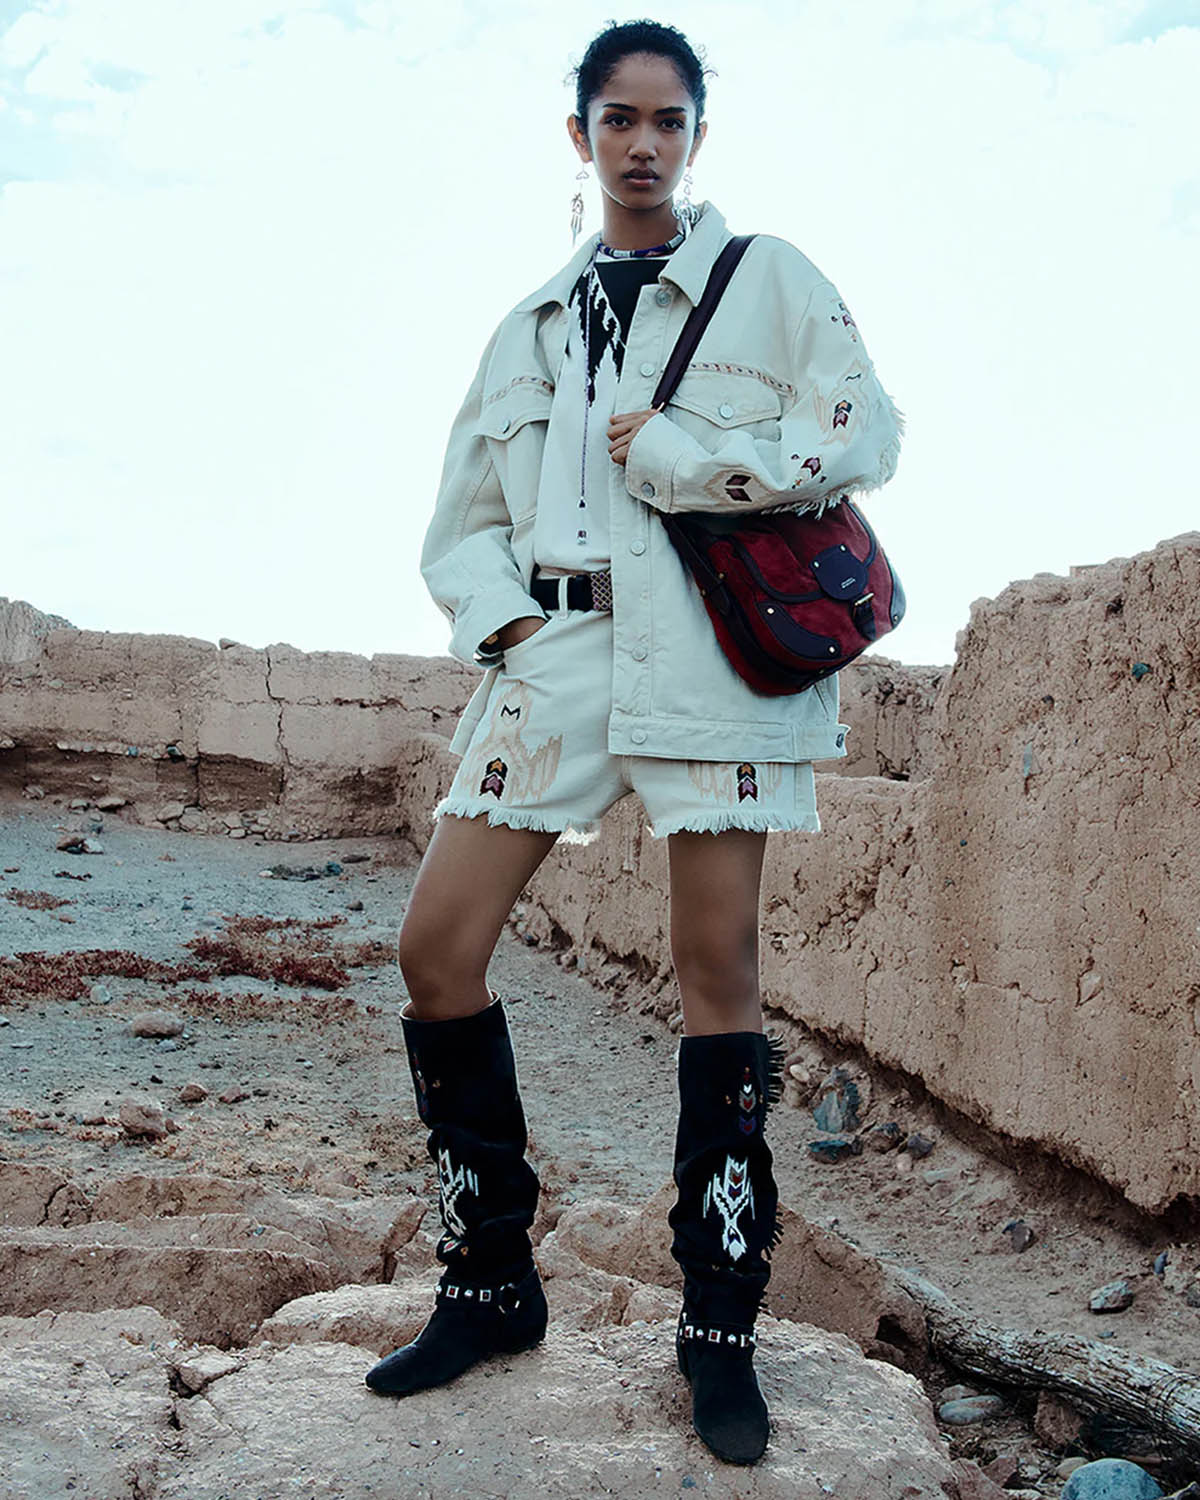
[1, 0, 1197, 669]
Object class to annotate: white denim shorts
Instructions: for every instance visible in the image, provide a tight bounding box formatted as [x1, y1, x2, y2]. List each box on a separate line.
[433, 587, 821, 845]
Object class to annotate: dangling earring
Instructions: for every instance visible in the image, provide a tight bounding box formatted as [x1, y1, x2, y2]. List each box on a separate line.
[674, 165, 697, 230]
[570, 165, 589, 245]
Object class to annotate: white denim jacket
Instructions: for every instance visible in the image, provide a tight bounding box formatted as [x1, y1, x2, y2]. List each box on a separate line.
[421, 201, 905, 764]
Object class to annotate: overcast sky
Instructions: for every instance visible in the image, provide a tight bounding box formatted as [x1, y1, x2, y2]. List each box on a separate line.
[2, 0, 1196, 669]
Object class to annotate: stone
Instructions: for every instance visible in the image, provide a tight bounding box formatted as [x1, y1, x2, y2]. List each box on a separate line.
[905, 1131, 937, 1159]
[807, 1136, 862, 1164]
[118, 1100, 167, 1140]
[1089, 1279, 1135, 1313]
[1060, 1458, 1164, 1498]
[811, 1065, 863, 1132]
[178, 1082, 208, 1103]
[1003, 1217, 1037, 1252]
[1035, 1389, 1086, 1448]
[864, 1121, 904, 1152]
[156, 801, 186, 823]
[937, 1393, 1008, 1424]
[130, 1010, 185, 1038]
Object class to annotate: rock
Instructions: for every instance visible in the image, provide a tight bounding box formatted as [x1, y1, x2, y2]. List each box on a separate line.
[81, 837, 104, 854]
[1061, 1458, 1164, 1498]
[807, 1136, 862, 1164]
[130, 1010, 185, 1038]
[178, 1082, 208, 1103]
[982, 1452, 1021, 1486]
[811, 1065, 864, 1132]
[1184, 1281, 1200, 1308]
[941, 1384, 978, 1402]
[905, 1131, 937, 1159]
[156, 801, 186, 823]
[172, 1349, 242, 1392]
[118, 1100, 167, 1140]
[894, 1151, 914, 1175]
[23, 784, 46, 798]
[68, 798, 90, 810]
[864, 1121, 904, 1152]
[937, 1393, 1008, 1424]
[1059, 1457, 1091, 1478]
[1089, 1278, 1135, 1313]
[95, 795, 127, 810]
[217, 1086, 250, 1105]
[89, 983, 112, 1003]
[1002, 1217, 1037, 1252]
[951, 1460, 1012, 1500]
[1035, 1389, 1086, 1448]
[228, 826, 247, 839]
[55, 833, 86, 852]
[179, 810, 208, 832]
[347, 898, 364, 911]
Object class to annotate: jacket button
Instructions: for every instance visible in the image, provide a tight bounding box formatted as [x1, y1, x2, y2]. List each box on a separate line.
[632, 646, 647, 661]
[654, 288, 671, 306]
[639, 361, 656, 377]
[640, 482, 655, 499]
[631, 729, 647, 745]
[630, 538, 646, 555]
[836, 733, 845, 747]
[718, 402, 735, 419]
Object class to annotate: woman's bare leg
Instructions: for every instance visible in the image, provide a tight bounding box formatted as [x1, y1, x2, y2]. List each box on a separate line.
[667, 828, 768, 1035]
[397, 814, 560, 1020]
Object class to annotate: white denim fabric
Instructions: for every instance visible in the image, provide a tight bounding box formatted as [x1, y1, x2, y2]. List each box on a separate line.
[420, 199, 905, 766]
[433, 580, 820, 844]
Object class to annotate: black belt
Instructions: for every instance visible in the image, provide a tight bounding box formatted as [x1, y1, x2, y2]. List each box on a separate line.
[530, 569, 613, 613]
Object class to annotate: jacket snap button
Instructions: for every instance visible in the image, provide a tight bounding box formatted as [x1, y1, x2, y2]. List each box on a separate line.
[718, 402, 735, 419]
[630, 539, 646, 555]
[836, 733, 845, 747]
[500, 417, 511, 433]
[632, 646, 647, 661]
[654, 288, 671, 306]
[640, 482, 655, 499]
[639, 361, 656, 377]
[631, 729, 647, 744]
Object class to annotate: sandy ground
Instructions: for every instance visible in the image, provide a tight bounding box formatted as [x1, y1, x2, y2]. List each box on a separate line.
[2, 787, 1198, 1490]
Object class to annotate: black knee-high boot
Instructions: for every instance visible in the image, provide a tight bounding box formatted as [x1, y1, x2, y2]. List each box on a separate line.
[364, 992, 547, 1397]
[669, 1028, 785, 1465]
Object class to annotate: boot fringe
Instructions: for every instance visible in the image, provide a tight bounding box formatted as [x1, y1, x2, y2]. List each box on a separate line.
[764, 1031, 786, 1108]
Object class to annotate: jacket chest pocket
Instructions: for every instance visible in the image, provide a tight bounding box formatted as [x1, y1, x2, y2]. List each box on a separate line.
[476, 379, 554, 523]
[666, 369, 784, 447]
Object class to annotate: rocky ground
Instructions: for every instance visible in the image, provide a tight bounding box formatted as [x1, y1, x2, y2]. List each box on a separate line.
[2, 785, 1198, 1498]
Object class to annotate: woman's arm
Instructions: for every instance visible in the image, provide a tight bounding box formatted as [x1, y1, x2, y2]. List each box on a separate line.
[419, 324, 548, 666]
[622, 279, 905, 518]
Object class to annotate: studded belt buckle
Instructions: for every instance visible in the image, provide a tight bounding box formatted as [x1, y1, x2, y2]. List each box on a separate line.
[588, 570, 613, 613]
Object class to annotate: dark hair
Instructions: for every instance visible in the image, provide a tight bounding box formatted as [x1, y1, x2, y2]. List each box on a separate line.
[570, 20, 709, 137]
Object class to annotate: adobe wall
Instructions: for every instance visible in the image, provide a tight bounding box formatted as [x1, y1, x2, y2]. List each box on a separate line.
[2, 531, 1197, 1213]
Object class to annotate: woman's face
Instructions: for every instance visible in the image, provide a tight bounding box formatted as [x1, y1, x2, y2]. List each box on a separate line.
[569, 51, 705, 215]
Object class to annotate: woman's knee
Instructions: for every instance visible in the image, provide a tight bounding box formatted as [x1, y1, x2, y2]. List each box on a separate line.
[396, 908, 488, 997]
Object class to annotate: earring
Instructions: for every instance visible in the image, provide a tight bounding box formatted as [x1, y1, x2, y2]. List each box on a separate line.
[675, 166, 697, 229]
[570, 166, 589, 245]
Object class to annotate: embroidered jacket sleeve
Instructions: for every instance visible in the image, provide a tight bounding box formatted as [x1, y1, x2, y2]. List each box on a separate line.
[420, 324, 547, 668]
[624, 278, 905, 518]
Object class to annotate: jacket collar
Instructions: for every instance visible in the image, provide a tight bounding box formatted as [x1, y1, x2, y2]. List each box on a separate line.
[510, 200, 730, 315]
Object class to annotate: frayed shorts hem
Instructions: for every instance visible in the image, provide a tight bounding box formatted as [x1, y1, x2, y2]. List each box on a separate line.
[432, 796, 603, 846]
[646, 808, 821, 839]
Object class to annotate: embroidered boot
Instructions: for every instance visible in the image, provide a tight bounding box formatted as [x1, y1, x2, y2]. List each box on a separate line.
[364, 991, 546, 1397]
[668, 1028, 785, 1465]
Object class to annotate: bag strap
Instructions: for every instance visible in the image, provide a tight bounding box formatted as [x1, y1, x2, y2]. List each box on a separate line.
[650, 234, 757, 411]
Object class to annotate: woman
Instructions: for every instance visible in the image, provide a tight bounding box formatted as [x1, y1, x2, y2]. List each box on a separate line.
[364, 20, 904, 1468]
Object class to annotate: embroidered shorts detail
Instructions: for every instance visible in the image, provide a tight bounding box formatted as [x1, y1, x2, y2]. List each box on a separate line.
[434, 600, 821, 844]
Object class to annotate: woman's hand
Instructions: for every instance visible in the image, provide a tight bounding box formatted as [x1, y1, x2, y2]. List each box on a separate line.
[496, 616, 546, 650]
[608, 406, 663, 466]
